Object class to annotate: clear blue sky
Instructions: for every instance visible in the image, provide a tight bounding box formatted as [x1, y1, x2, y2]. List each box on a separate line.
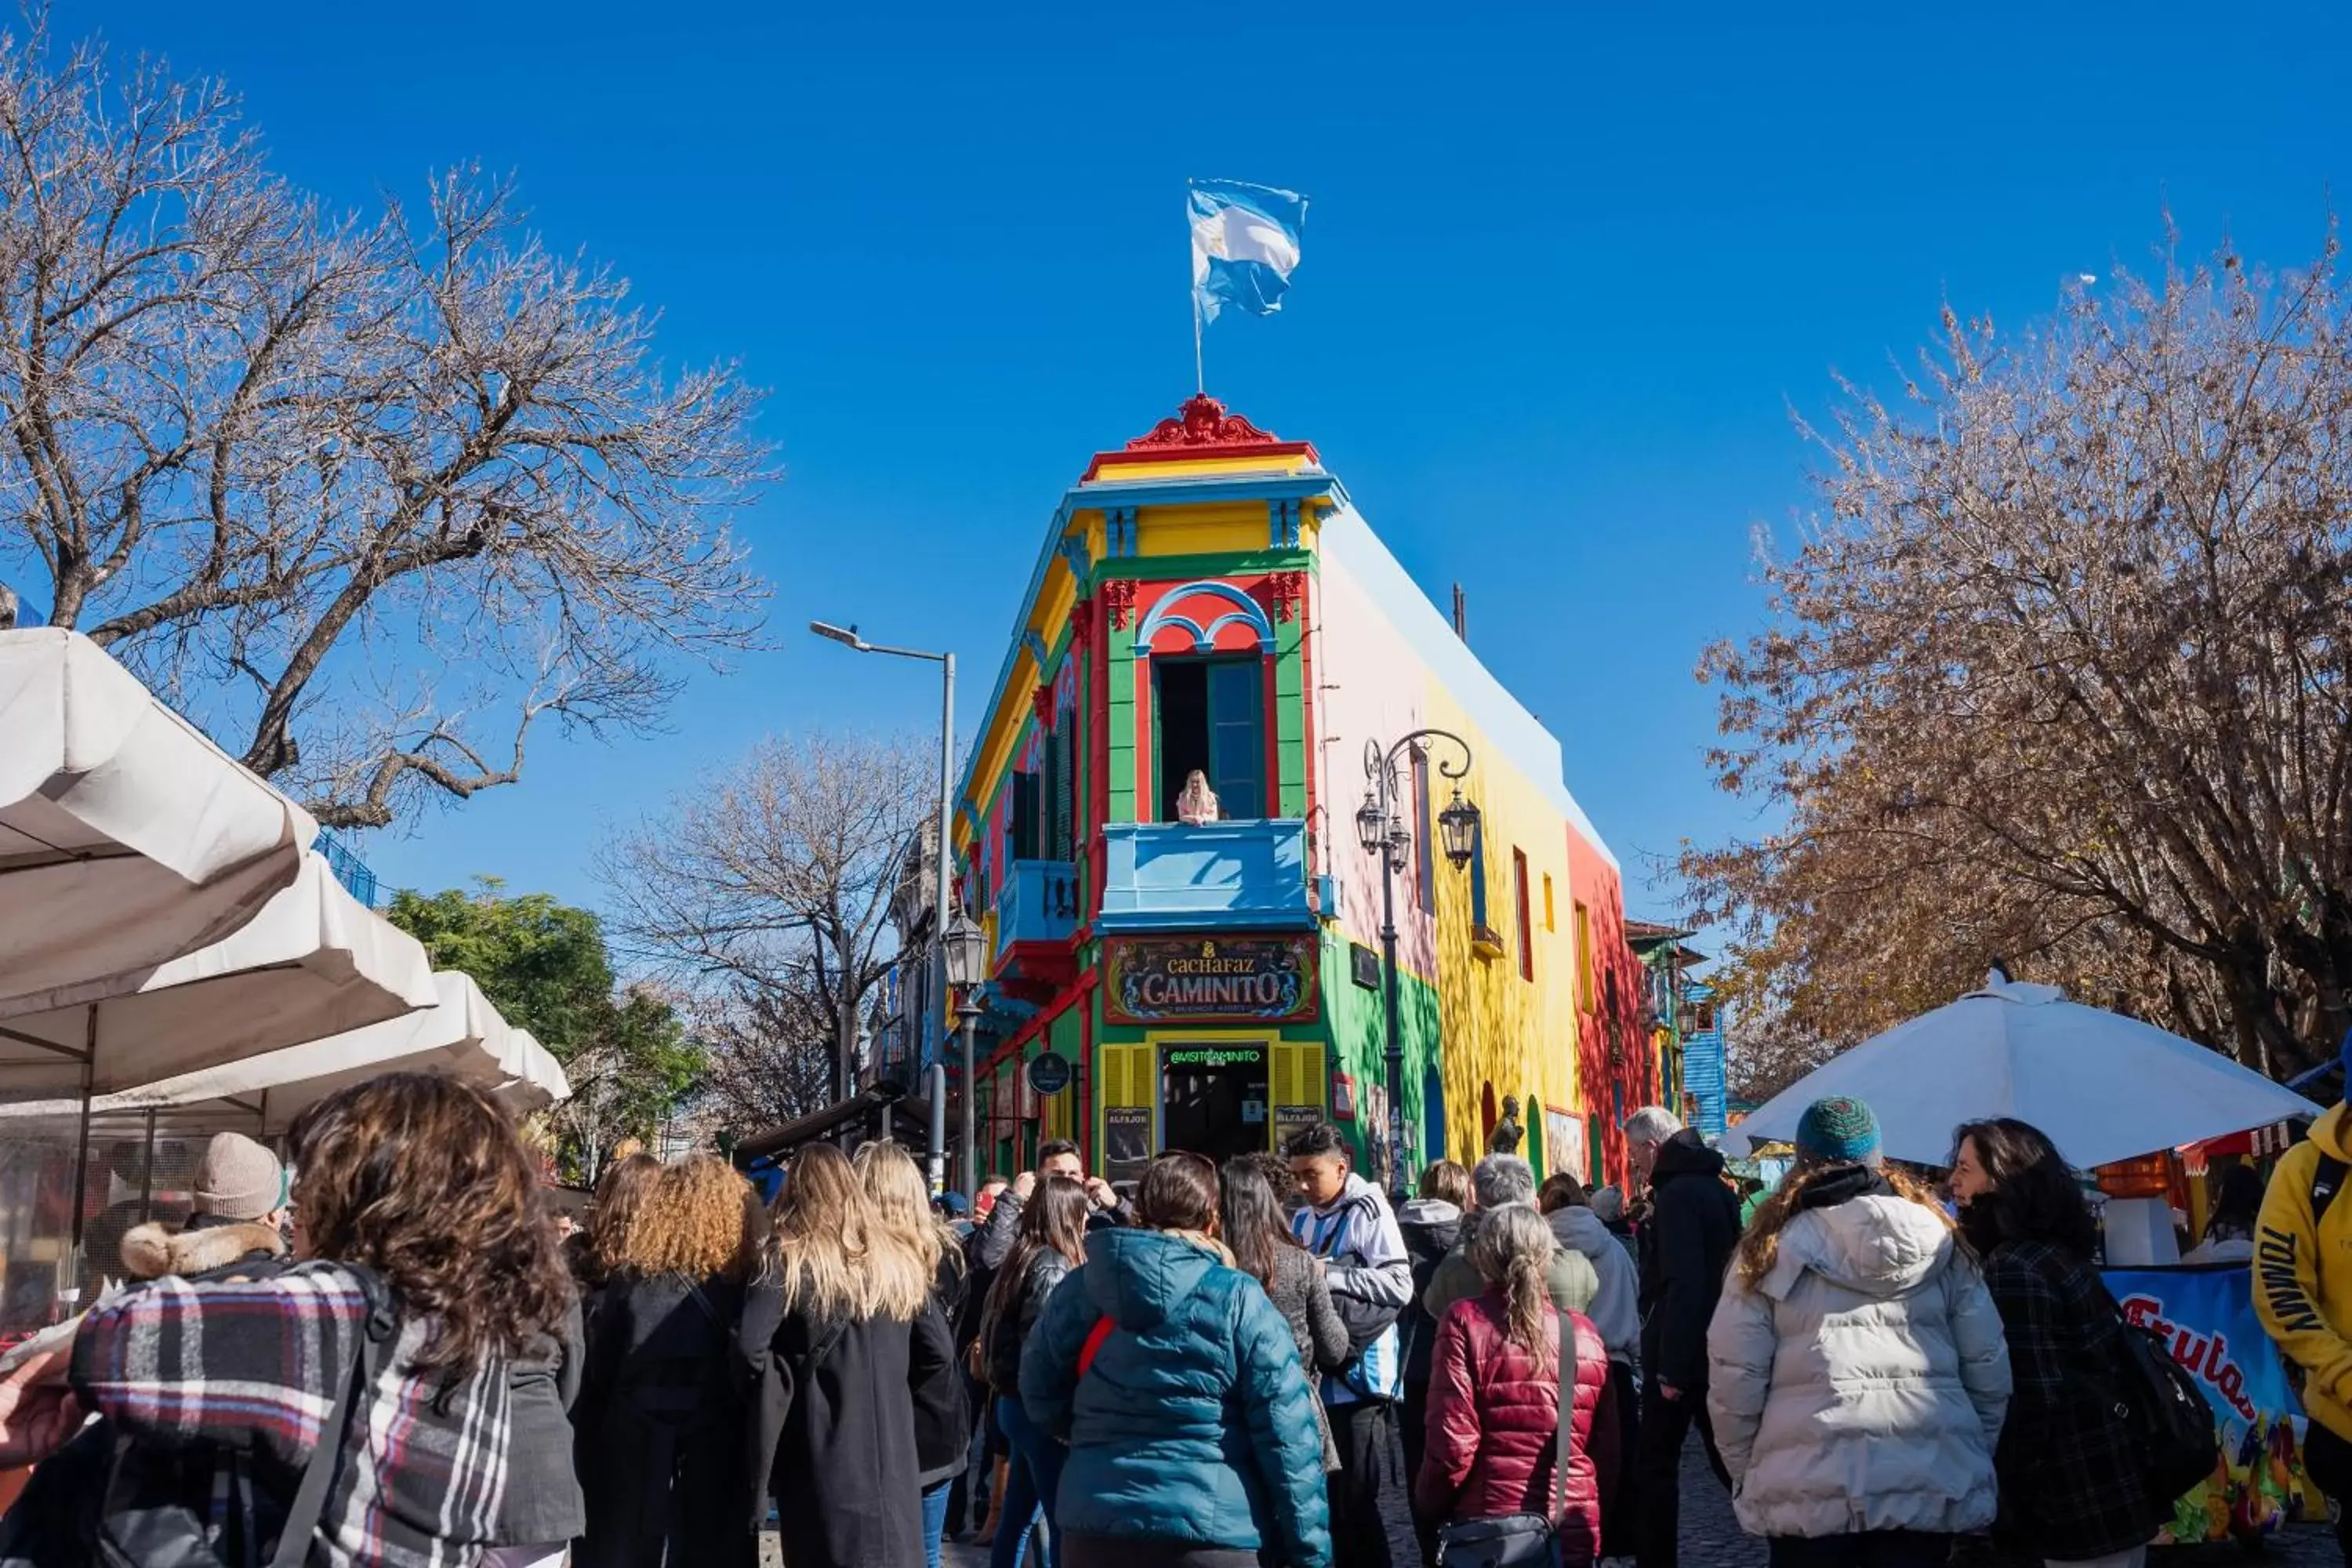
[62, 0, 2350, 938]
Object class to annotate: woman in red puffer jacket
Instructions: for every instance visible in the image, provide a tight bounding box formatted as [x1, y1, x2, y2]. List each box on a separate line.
[1415, 1204, 1608, 1567]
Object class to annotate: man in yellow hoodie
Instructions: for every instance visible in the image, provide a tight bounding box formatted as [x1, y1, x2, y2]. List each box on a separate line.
[2253, 1083, 2352, 1556]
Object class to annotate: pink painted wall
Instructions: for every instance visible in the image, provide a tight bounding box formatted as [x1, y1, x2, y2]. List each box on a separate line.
[1314, 547, 1439, 979]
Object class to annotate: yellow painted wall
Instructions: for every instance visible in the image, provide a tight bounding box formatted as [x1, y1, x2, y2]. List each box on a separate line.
[1419, 678, 1583, 1171]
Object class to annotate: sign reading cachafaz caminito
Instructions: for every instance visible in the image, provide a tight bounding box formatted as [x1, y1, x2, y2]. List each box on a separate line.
[1105, 935, 1319, 1024]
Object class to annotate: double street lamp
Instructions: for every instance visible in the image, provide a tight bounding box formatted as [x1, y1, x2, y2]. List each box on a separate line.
[810, 619, 982, 1198]
[1356, 731, 1481, 1197]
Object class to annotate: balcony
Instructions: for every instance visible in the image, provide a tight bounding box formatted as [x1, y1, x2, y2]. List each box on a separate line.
[995, 858, 1080, 992]
[1098, 818, 1314, 932]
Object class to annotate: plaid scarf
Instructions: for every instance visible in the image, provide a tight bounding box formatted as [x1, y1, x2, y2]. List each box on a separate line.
[71, 1262, 514, 1567]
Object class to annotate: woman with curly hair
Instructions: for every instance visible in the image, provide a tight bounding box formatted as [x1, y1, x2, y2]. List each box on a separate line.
[857, 1142, 971, 1568]
[575, 1154, 765, 1568]
[746, 1141, 933, 1568]
[575, 1152, 662, 1303]
[5, 1072, 573, 1566]
[1706, 1098, 2010, 1567]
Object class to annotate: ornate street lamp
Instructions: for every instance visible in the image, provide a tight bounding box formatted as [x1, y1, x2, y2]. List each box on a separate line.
[1360, 732, 1479, 1196]
[941, 911, 989, 1197]
[1436, 788, 1481, 869]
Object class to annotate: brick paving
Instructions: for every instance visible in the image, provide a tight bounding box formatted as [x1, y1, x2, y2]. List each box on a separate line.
[766, 1430, 2339, 1567]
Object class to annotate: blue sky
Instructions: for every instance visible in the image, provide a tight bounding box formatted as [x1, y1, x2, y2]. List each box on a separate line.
[61, 0, 2350, 938]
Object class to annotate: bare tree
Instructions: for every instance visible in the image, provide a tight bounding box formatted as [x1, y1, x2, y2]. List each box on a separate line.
[1687, 224, 2352, 1080]
[598, 731, 932, 1111]
[0, 24, 771, 826]
[690, 974, 840, 1130]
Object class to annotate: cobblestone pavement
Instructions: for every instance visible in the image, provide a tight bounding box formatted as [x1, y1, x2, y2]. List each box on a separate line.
[765, 1432, 2342, 1566]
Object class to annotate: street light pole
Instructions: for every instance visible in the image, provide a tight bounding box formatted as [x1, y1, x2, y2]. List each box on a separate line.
[1357, 731, 1481, 1199]
[811, 619, 968, 1192]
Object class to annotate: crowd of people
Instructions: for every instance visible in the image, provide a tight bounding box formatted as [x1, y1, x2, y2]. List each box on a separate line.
[0, 1069, 2339, 1568]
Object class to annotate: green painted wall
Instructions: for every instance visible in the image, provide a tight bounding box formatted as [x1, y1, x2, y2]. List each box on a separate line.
[1318, 930, 1441, 1173]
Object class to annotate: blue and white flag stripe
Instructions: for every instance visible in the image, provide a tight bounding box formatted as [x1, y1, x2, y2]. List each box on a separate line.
[1190, 178, 1307, 325]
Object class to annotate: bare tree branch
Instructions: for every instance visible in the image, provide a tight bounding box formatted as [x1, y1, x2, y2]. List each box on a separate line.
[0, 24, 774, 826]
[597, 730, 934, 1113]
[1686, 223, 2352, 1080]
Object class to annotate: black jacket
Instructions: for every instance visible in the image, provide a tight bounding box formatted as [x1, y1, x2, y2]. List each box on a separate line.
[573, 1272, 759, 1568]
[744, 1288, 924, 1568]
[985, 1247, 1075, 1396]
[1396, 1196, 1465, 1388]
[1980, 1239, 2162, 1558]
[1636, 1131, 1740, 1391]
[497, 1294, 586, 1547]
[911, 1253, 970, 1486]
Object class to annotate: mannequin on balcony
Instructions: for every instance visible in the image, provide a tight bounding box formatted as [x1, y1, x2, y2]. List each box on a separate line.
[1176, 770, 1222, 826]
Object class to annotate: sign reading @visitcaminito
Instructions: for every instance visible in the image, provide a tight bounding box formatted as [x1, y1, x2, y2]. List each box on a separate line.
[1105, 935, 1319, 1025]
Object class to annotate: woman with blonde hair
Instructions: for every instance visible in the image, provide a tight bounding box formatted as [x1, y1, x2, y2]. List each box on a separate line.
[1706, 1098, 2010, 1567]
[575, 1154, 763, 1568]
[857, 1142, 971, 1568]
[746, 1141, 931, 1568]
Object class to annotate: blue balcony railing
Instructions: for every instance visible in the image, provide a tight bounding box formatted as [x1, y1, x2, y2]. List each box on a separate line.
[312, 829, 379, 908]
[1098, 818, 1313, 931]
[996, 858, 1080, 961]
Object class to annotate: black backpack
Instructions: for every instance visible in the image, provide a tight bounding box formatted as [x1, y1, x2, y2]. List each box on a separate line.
[2094, 1276, 2221, 1505]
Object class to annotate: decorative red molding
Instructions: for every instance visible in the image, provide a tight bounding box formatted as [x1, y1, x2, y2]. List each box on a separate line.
[1030, 684, 1054, 726]
[1265, 571, 1306, 623]
[1128, 394, 1279, 450]
[1080, 395, 1319, 480]
[1069, 598, 1093, 652]
[1102, 579, 1136, 629]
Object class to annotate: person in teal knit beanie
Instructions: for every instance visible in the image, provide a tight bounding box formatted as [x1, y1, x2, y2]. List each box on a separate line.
[1792, 1095, 1882, 1167]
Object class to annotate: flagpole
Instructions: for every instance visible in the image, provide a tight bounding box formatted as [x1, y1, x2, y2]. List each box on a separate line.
[1192, 292, 1205, 394]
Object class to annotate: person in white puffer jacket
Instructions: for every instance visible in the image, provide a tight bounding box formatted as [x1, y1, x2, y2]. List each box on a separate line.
[1705, 1096, 2011, 1567]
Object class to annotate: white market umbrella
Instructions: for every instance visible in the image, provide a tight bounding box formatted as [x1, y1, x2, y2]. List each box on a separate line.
[1737, 974, 2323, 1171]
[490, 1029, 572, 1116]
[80, 970, 525, 1135]
[1, 627, 318, 1016]
[0, 852, 437, 1101]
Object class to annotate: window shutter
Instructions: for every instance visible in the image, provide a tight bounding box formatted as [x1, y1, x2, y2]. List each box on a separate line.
[1053, 724, 1075, 860]
[1011, 771, 1040, 862]
[1269, 1041, 1327, 1152]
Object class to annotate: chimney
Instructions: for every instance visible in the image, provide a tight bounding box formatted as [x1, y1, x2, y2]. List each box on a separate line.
[1450, 583, 1467, 643]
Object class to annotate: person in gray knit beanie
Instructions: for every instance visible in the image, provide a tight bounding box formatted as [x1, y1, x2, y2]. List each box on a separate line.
[118, 1131, 291, 1286]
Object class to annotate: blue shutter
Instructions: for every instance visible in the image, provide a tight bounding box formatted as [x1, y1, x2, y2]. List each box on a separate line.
[1206, 659, 1265, 820]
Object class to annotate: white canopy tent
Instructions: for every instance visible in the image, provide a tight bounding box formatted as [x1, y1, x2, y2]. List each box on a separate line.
[491, 1029, 572, 1117]
[0, 851, 438, 1101]
[1737, 975, 2323, 1171]
[1, 628, 318, 1015]
[77, 971, 559, 1136]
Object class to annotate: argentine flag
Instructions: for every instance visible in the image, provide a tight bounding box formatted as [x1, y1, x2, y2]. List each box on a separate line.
[1190, 179, 1307, 325]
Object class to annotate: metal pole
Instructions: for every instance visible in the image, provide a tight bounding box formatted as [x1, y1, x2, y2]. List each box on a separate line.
[138, 1108, 156, 1225]
[1377, 771, 1409, 1200]
[68, 1007, 96, 1251]
[938, 654, 968, 1196]
[959, 1006, 980, 1199]
[925, 1062, 949, 1195]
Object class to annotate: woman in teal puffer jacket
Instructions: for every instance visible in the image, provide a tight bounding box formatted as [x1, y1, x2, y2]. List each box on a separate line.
[1021, 1151, 1331, 1568]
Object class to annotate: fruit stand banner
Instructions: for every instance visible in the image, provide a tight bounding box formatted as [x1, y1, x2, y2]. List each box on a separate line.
[2103, 1265, 2321, 1543]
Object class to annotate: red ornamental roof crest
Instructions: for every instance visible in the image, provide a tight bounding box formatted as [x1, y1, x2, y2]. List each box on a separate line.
[1083, 394, 1318, 481]
[1126, 394, 1283, 451]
